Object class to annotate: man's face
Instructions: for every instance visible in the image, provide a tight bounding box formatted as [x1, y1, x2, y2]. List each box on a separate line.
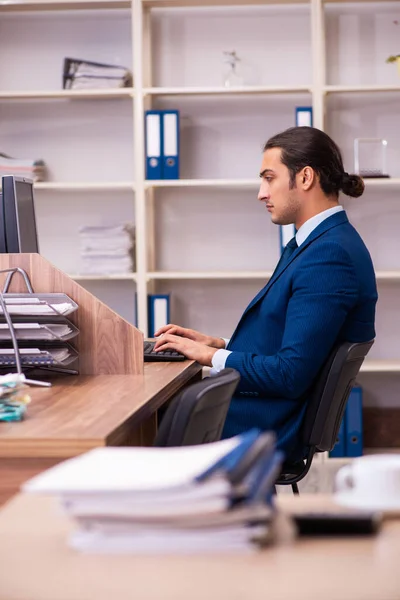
[258, 147, 301, 226]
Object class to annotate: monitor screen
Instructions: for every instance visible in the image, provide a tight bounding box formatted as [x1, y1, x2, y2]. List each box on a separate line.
[1, 175, 39, 253]
[0, 192, 5, 253]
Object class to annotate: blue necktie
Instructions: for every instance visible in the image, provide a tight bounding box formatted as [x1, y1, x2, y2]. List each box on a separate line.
[274, 236, 298, 274]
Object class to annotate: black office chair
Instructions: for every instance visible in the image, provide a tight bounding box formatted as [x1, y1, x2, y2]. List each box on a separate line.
[153, 368, 241, 447]
[276, 339, 374, 494]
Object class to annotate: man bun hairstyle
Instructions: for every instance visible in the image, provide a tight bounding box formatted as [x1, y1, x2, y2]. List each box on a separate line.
[341, 172, 365, 198]
[264, 126, 365, 199]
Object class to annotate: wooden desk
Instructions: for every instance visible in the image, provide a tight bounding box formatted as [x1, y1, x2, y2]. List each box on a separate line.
[0, 361, 202, 505]
[0, 493, 399, 600]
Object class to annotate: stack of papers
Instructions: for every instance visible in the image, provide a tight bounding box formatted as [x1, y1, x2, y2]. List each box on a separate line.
[79, 224, 136, 275]
[0, 323, 73, 341]
[63, 57, 133, 90]
[0, 152, 46, 182]
[23, 430, 284, 554]
[0, 299, 75, 316]
[0, 346, 74, 366]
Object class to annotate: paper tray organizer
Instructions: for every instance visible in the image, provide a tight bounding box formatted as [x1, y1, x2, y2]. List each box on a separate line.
[0, 267, 79, 382]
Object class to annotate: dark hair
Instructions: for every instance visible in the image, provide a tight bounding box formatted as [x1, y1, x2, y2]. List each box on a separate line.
[264, 126, 364, 199]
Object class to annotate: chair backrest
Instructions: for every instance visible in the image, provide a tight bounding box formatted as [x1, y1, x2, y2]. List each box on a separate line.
[302, 339, 374, 453]
[153, 368, 240, 447]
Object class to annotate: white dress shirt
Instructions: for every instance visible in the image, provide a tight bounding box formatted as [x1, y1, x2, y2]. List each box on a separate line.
[211, 205, 344, 373]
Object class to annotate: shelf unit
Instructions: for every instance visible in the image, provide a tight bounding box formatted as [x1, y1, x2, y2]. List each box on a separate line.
[1, 0, 399, 399]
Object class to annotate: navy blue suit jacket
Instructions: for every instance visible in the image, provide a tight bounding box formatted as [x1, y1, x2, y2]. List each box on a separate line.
[222, 211, 377, 461]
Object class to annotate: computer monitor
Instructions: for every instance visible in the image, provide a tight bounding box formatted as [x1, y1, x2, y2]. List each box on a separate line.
[0, 192, 5, 253]
[1, 175, 39, 253]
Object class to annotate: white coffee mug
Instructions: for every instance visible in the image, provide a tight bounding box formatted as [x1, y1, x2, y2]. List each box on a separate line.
[335, 455, 400, 504]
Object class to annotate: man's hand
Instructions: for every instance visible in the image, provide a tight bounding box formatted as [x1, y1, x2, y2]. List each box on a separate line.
[154, 324, 225, 350]
[153, 333, 218, 366]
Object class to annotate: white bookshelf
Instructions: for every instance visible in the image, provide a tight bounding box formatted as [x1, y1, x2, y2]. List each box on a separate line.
[2, 0, 400, 427]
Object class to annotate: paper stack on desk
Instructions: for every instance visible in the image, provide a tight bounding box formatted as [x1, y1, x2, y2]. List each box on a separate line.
[78, 224, 135, 275]
[23, 429, 284, 554]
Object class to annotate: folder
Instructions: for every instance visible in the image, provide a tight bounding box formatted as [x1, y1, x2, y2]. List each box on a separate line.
[279, 224, 296, 254]
[148, 294, 170, 337]
[62, 57, 132, 90]
[345, 385, 363, 457]
[295, 106, 313, 127]
[145, 111, 162, 180]
[162, 110, 180, 179]
[329, 416, 346, 458]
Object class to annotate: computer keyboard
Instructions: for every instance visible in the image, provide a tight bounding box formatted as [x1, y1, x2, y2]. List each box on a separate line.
[143, 341, 186, 362]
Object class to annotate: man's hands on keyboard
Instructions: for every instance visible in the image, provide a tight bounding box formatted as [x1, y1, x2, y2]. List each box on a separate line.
[154, 325, 225, 350]
[144, 341, 185, 362]
[152, 324, 220, 366]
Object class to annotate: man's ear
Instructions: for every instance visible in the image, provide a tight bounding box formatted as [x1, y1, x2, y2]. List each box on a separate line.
[300, 166, 315, 190]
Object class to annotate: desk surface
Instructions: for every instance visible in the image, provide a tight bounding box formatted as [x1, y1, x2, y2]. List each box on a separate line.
[0, 494, 399, 600]
[0, 361, 201, 458]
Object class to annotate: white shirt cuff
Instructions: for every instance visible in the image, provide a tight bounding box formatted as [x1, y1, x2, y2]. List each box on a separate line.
[210, 349, 232, 375]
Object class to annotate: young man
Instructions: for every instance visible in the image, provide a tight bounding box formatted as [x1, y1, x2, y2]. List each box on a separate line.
[154, 126, 378, 461]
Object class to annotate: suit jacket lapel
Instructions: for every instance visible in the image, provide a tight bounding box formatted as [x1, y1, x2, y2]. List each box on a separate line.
[236, 211, 349, 322]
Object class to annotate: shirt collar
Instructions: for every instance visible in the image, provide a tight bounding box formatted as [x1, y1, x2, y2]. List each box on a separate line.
[296, 205, 344, 247]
